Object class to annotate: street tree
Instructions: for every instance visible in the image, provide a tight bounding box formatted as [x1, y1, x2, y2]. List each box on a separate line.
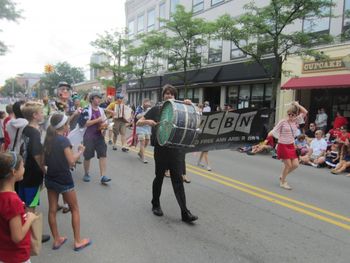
[215, 0, 334, 123]
[128, 31, 166, 105]
[90, 29, 132, 93]
[0, 0, 22, 55]
[161, 5, 210, 95]
[40, 61, 85, 96]
[0, 77, 24, 96]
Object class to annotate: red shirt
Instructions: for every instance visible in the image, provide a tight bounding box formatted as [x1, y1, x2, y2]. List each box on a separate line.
[3, 116, 12, 151]
[333, 116, 348, 129]
[337, 132, 350, 143]
[0, 192, 31, 263]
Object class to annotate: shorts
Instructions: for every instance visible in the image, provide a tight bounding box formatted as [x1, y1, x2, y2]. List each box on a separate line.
[113, 119, 126, 136]
[45, 178, 74, 194]
[83, 136, 107, 160]
[137, 133, 150, 141]
[17, 185, 41, 208]
[277, 143, 298, 160]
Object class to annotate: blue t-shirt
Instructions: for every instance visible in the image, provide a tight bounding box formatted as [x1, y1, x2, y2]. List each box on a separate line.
[45, 135, 73, 185]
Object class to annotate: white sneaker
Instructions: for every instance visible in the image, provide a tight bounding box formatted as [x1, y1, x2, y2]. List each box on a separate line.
[310, 163, 319, 168]
[143, 159, 148, 164]
[207, 166, 212, 171]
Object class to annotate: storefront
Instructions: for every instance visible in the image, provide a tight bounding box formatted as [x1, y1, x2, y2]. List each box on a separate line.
[279, 43, 350, 127]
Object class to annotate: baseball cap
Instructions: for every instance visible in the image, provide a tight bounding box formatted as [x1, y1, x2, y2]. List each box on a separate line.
[116, 93, 124, 99]
[89, 91, 102, 102]
[58, 81, 72, 89]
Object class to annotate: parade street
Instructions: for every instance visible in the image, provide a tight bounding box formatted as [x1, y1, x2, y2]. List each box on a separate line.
[34, 145, 350, 263]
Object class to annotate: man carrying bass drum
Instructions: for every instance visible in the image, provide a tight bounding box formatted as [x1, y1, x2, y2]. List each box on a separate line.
[136, 84, 198, 223]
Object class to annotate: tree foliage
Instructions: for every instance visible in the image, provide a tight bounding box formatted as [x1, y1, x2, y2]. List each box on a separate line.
[161, 5, 211, 92]
[90, 29, 132, 91]
[0, 0, 22, 55]
[215, 0, 334, 114]
[0, 77, 24, 96]
[128, 31, 166, 104]
[40, 61, 85, 96]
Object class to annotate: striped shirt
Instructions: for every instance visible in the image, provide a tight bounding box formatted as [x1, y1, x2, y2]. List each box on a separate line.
[271, 114, 304, 144]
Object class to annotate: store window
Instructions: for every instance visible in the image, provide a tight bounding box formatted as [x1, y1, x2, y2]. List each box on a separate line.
[226, 83, 272, 109]
[193, 0, 204, 13]
[147, 8, 155, 31]
[208, 39, 222, 64]
[159, 2, 166, 28]
[128, 20, 135, 39]
[211, 0, 224, 6]
[137, 14, 144, 33]
[178, 88, 199, 103]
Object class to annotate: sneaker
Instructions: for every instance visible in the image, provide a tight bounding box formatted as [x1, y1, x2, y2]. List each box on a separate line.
[100, 176, 111, 184]
[42, 234, 51, 243]
[181, 210, 198, 223]
[122, 147, 129, 152]
[143, 159, 148, 164]
[310, 163, 319, 168]
[207, 166, 212, 171]
[280, 181, 292, 190]
[83, 174, 91, 182]
[108, 140, 113, 145]
[152, 206, 164, 217]
[112, 146, 117, 151]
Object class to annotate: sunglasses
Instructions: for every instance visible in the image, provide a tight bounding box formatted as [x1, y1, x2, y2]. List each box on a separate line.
[288, 113, 296, 117]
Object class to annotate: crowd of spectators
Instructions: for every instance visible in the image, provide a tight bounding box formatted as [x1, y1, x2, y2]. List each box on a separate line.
[245, 108, 350, 176]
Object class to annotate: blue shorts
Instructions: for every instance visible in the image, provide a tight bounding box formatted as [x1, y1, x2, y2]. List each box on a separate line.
[17, 185, 41, 208]
[45, 178, 74, 194]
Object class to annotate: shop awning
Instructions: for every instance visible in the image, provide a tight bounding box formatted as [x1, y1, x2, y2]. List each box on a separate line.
[281, 74, 350, 90]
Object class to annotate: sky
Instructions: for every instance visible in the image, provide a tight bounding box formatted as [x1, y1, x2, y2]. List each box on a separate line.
[0, 0, 126, 85]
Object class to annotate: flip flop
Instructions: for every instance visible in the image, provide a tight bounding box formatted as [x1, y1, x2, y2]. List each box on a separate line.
[52, 237, 67, 250]
[74, 239, 92, 252]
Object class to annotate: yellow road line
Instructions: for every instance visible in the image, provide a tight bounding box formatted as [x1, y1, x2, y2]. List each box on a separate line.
[120, 145, 350, 231]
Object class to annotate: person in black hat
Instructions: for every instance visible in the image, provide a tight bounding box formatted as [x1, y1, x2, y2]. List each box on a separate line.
[55, 82, 72, 113]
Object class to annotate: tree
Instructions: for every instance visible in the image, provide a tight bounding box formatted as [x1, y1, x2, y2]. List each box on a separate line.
[90, 29, 132, 93]
[0, 0, 22, 55]
[215, 0, 334, 124]
[40, 61, 85, 96]
[161, 5, 210, 95]
[0, 77, 24, 96]
[128, 31, 166, 105]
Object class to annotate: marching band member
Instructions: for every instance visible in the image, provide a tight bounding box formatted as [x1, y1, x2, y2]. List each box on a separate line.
[137, 84, 198, 223]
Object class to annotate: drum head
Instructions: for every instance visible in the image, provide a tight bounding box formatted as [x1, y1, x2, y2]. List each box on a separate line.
[158, 101, 174, 146]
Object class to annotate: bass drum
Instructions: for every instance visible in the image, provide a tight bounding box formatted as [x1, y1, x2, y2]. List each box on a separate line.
[157, 100, 200, 147]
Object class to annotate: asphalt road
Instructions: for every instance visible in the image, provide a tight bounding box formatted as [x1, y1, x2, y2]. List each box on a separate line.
[32, 144, 350, 263]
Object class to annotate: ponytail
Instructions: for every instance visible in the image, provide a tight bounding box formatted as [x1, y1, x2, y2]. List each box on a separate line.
[43, 113, 66, 156]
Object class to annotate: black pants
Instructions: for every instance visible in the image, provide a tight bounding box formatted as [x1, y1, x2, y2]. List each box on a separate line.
[152, 146, 188, 213]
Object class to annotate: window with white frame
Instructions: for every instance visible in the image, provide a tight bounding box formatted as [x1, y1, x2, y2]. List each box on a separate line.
[128, 20, 135, 39]
[147, 8, 155, 31]
[303, 6, 331, 33]
[159, 2, 166, 27]
[208, 39, 222, 64]
[137, 14, 144, 33]
[193, 0, 204, 13]
[230, 40, 247, 59]
[170, 0, 179, 15]
[211, 0, 224, 6]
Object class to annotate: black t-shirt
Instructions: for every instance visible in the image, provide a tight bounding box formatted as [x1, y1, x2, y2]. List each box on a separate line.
[45, 135, 73, 185]
[305, 129, 315, 138]
[22, 126, 44, 187]
[144, 104, 161, 147]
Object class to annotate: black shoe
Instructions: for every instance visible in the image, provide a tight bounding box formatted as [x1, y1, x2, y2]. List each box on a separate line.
[152, 206, 164, 217]
[181, 210, 198, 223]
[112, 146, 117, 151]
[42, 234, 51, 243]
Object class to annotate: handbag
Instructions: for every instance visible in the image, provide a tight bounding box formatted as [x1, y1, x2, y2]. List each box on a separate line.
[30, 212, 43, 256]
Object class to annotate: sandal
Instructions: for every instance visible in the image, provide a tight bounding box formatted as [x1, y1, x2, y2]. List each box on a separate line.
[52, 237, 67, 250]
[74, 238, 92, 252]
